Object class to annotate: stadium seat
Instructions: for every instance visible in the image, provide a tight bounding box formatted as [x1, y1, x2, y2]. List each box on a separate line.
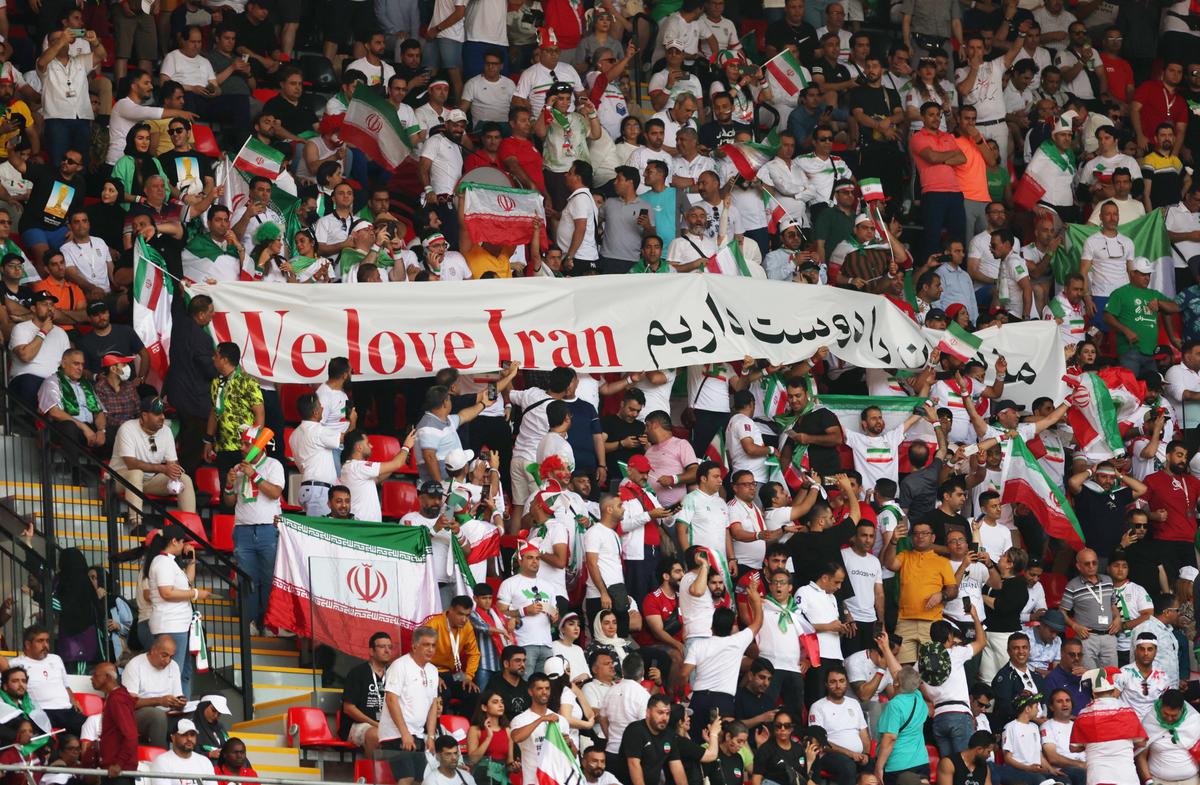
[381, 481, 419, 519]
[355, 760, 397, 784]
[280, 384, 314, 424]
[170, 511, 209, 547]
[286, 707, 358, 755]
[195, 466, 221, 507]
[438, 715, 470, 752]
[75, 692, 104, 716]
[368, 434, 401, 463]
[211, 514, 235, 553]
[1040, 572, 1068, 609]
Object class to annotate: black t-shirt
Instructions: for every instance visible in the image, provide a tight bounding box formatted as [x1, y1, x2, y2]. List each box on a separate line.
[733, 685, 775, 733]
[338, 662, 386, 739]
[263, 95, 317, 137]
[75, 324, 145, 375]
[601, 414, 644, 479]
[158, 150, 214, 194]
[754, 740, 807, 785]
[614, 721, 677, 785]
[847, 85, 902, 148]
[670, 734, 706, 785]
[699, 120, 745, 152]
[924, 508, 972, 547]
[794, 406, 841, 477]
[1074, 485, 1133, 558]
[1125, 536, 1171, 596]
[701, 750, 746, 785]
[1, 280, 33, 309]
[395, 64, 432, 108]
[491, 675, 530, 720]
[787, 517, 855, 587]
[766, 20, 818, 64]
[19, 163, 86, 233]
[811, 58, 851, 86]
[232, 12, 277, 58]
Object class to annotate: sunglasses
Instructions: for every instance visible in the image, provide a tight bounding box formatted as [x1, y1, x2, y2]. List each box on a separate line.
[61, 157, 82, 166]
[169, 127, 188, 135]
[149, 436, 158, 453]
[816, 136, 833, 142]
[774, 722, 793, 728]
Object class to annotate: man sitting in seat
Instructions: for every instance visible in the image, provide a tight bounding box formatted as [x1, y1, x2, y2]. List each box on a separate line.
[110, 396, 197, 522]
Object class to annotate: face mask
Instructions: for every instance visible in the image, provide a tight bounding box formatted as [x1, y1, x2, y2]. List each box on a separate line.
[118, 365, 132, 381]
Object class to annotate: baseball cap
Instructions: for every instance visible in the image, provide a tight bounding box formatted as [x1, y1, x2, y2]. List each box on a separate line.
[445, 448, 475, 472]
[140, 396, 165, 414]
[87, 300, 109, 314]
[992, 399, 1021, 416]
[101, 353, 136, 368]
[854, 213, 874, 226]
[445, 108, 468, 123]
[925, 308, 949, 323]
[628, 454, 651, 473]
[418, 481, 444, 497]
[664, 38, 686, 51]
[28, 290, 57, 305]
[1130, 257, 1154, 275]
[175, 719, 198, 735]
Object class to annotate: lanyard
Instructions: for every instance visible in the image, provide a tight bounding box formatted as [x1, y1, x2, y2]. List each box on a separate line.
[1082, 578, 1105, 609]
[448, 626, 462, 672]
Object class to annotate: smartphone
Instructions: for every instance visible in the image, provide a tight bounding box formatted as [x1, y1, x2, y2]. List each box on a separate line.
[962, 596, 972, 615]
[487, 382, 498, 401]
[68, 28, 85, 37]
[639, 208, 648, 219]
[241, 53, 250, 62]
[968, 542, 979, 553]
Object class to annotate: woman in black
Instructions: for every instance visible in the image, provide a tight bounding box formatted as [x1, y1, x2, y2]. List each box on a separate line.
[748, 710, 821, 785]
[86, 179, 127, 257]
[981, 546, 1031, 683]
[667, 704, 719, 785]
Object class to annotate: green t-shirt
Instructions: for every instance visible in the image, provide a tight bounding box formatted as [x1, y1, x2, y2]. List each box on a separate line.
[630, 258, 672, 274]
[1105, 283, 1172, 356]
[814, 207, 854, 255]
[986, 166, 1010, 204]
[877, 691, 929, 773]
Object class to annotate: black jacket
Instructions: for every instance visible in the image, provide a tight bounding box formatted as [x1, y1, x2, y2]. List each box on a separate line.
[163, 301, 217, 419]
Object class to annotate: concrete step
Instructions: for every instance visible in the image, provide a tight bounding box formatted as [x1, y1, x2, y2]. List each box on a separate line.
[209, 633, 297, 652]
[251, 686, 343, 716]
[232, 663, 323, 689]
[214, 646, 300, 669]
[256, 763, 324, 781]
[243, 743, 308, 770]
[0, 481, 99, 501]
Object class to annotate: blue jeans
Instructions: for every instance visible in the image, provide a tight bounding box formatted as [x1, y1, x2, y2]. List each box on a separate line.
[932, 712, 974, 757]
[21, 225, 69, 253]
[1091, 295, 1109, 330]
[476, 669, 497, 690]
[43, 119, 91, 171]
[233, 524, 279, 627]
[522, 644, 551, 678]
[921, 191, 967, 262]
[1119, 348, 1158, 376]
[158, 629, 194, 699]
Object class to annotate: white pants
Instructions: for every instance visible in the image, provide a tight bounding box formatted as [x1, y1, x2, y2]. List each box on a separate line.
[980, 630, 1016, 683]
[510, 457, 538, 507]
[977, 120, 1009, 166]
[299, 482, 330, 516]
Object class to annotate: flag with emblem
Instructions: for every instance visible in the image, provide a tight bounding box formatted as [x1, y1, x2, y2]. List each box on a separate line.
[232, 137, 286, 179]
[1001, 436, 1085, 548]
[1049, 209, 1175, 295]
[264, 515, 440, 659]
[936, 321, 984, 363]
[536, 721, 581, 785]
[340, 84, 414, 171]
[720, 131, 780, 180]
[1063, 370, 1125, 461]
[764, 49, 810, 98]
[458, 182, 548, 246]
[132, 238, 173, 385]
[706, 239, 752, 276]
[859, 178, 885, 202]
[763, 192, 794, 234]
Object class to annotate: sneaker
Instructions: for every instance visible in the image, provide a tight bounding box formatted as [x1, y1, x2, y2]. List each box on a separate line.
[249, 622, 261, 637]
[275, 627, 296, 638]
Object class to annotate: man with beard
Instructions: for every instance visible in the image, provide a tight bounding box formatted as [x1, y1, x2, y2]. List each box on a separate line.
[1141, 440, 1200, 569]
[665, 204, 717, 273]
[847, 56, 904, 197]
[699, 92, 742, 152]
[776, 376, 844, 479]
[843, 402, 936, 492]
[419, 110, 468, 228]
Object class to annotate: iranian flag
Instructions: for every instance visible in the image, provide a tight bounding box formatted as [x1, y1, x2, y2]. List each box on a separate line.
[859, 178, 885, 202]
[536, 722, 581, 785]
[818, 394, 937, 441]
[1096, 366, 1146, 429]
[1063, 371, 1125, 461]
[764, 49, 810, 97]
[340, 84, 413, 171]
[706, 239, 752, 276]
[1001, 436, 1085, 548]
[720, 131, 780, 181]
[763, 192, 790, 234]
[705, 428, 727, 476]
[1050, 209, 1176, 296]
[936, 321, 984, 363]
[263, 515, 440, 659]
[233, 137, 286, 179]
[459, 182, 548, 246]
[132, 238, 173, 385]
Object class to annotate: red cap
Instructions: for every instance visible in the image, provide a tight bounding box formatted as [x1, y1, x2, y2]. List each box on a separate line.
[101, 353, 137, 368]
[628, 454, 651, 473]
[518, 539, 539, 555]
[540, 454, 567, 477]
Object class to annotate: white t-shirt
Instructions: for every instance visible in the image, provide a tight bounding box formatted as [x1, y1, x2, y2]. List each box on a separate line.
[430, 0, 467, 39]
[758, 598, 804, 672]
[920, 645, 973, 717]
[9, 322, 70, 380]
[119, 652, 182, 702]
[727, 498, 766, 569]
[160, 49, 217, 88]
[684, 627, 755, 694]
[843, 426, 905, 491]
[345, 56, 395, 87]
[1021, 581, 1047, 623]
[584, 524, 624, 599]
[600, 679, 651, 754]
[678, 570, 715, 639]
[315, 382, 351, 433]
[106, 97, 164, 164]
[232, 456, 284, 526]
[421, 133, 464, 197]
[687, 365, 733, 412]
[531, 517, 571, 599]
[377, 654, 439, 742]
[289, 420, 340, 485]
[1165, 362, 1200, 428]
[841, 549, 882, 623]
[497, 573, 554, 646]
[808, 697, 867, 753]
[10, 654, 72, 710]
[339, 459, 382, 521]
[954, 58, 1007, 122]
[945, 558, 989, 624]
[148, 554, 192, 634]
[62, 238, 112, 292]
[511, 710, 571, 785]
[1039, 717, 1084, 763]
[845, 649, 891, 701]
[147, 749, 215, 785]
[1002, 719, 1043, 766]
[1081, 231, 1134, 298]
[536, 431, 574, 468]
[975, 521, 1013, 564]
[555, 188, 599, 262]
[465, 0, 507, 44]
[676, 489, 729, 559]
[514, 62, 583, 118]
[109, 420, 178, 475]
[997, 251, 1032, 318]
[462, 75, 516, 124]
[510, 387, 553, 461]
[667, 232, 717, 268]
[797, 582, 842, 660]
[726, 412, 767, 482]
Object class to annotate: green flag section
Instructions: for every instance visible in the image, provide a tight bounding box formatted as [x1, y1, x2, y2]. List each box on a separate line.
[340, 84, 414, 170]
[817, 394, 935, 439]
[706, 239, 752, 276]
[263, 515, 440, 659]
[536, 722, 583, 785]
[1049, 210, 1174, 294]
[1000, 436, 1085, 549]
[719, 130, 780, 181]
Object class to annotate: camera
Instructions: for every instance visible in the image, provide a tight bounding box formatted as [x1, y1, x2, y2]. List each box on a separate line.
[937, 253, 952, 264]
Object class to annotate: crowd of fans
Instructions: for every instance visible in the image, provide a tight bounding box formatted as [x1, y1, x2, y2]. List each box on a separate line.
[7, 0, 1200, 782]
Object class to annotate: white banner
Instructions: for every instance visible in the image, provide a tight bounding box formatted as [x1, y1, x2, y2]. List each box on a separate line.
[191, 277, 936, 383]
[926, 321, 1068, 411]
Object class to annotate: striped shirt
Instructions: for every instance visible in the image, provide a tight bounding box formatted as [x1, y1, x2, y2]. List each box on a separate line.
[1060, 574, 1117, 632]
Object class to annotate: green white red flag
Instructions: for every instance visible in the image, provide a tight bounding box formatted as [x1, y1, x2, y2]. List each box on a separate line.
[719, 131, 779, 181]
[1000, 436, 1085, 549]
[340, 84, 414, 171]
[536, 722, 581, 785]
[132, 238, 173, 385]
[706, 239, 752, 276]
[1063, 371, 1125, 461]
[459, 182, 548, 246]
[936, 321, 984, 363]
[232, 137, 286, 179]
[764, 49, 810, 97]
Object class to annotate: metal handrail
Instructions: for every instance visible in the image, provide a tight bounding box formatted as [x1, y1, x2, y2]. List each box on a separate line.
[0, 762, 344, 785]
[630, 12, 656, 111]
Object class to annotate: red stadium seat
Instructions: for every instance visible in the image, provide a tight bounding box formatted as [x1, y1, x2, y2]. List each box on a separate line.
[211, 514, 235, 553]
[381, 481, 419, 520]
[355, 760, 397, 784]
[138, 747, 166, 763]
[286, 707, 358, 754]
[75, 693, 104, 716]
[438, 715, 470, 752]
[368, 434, 400, 463]
[195, 466, 221, 507]
[1040, 572, 1068, 609]
[170, 511, 209, 547]
[280, 384, 314, 424]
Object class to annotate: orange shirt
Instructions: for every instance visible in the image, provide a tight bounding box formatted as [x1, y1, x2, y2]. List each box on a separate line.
[953, 136, 991, 203]
[895, 548, 957, 622]
[465, 245, 512, 279]
[32, 277, 85, 329]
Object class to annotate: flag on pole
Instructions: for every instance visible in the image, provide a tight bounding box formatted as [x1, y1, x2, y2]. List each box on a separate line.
[458, 182, 548, 246]
[233, 137, 287, 179]
[1000, 436, 1085, 549]
[1063, 371, 1126, 461]
[263, 515, 440, 659]
[936, 321, 984, 363]
[1049, 210, 1176, 296]
[859, 178, 885, 202]
[132, 238, 173, 385]
[536, 722, 582, 785]
[1095, 366, 1146, 429]
[764, 49, 810, 97]
[719, 131, 780, 181]
[706, 239, 752, 276]
[340, 84, 414, 171]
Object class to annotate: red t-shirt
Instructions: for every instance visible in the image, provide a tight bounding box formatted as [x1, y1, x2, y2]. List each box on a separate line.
[1101, 53, 1134, 105]
[464, 149, 505, 178]
[498, 136, 546, 193]
[633, 587, 682, 647]
[543, 0, 584, 50]
[1141, 470, 1200, 543]
[1133, 81, 1190, 140]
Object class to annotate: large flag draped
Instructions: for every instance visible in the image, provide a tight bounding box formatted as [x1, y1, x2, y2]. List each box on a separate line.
[132, 238, 173, 385]
[1064, 371, 1125, 461]
[264, 515, 440, 659]
[817, 394, 936, 440]
[1001, 435, 1086, 548]
[459, 182, 548, 246]
[1049, 210, 1175, 295]
[340, 84, 414, 170]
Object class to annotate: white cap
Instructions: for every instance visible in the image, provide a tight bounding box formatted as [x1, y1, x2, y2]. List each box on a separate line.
[543, 654, 568, 679]
[665, 39, 686, 51]
[445, 448, 475, 472]
[175, 719, 198, 735]
[1053, 111, 1077, 136]
[1182, 566, 1199, 582]
[854, 213, 874, 226]
[445, 108, 468, 124]
[1130, 257, 1154, 275]
[202, 695, 231, 715]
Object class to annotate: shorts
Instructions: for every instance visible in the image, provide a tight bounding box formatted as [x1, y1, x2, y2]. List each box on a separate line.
[424, 37, 464, 71]
[21, 225, 69, 251]
[276, 0, 302, 23]
[895, 618, 933, 664]
[324, 0, 379, 46]
[113, 11, 156, 60]
[348, 722, 374, 746]
[380, 739, 428, 780]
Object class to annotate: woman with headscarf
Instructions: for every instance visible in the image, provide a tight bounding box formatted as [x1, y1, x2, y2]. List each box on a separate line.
[53, 548, 104, 673]
[585, 608, 633, 678]
[188, 695, 232, 759]
[111, 123, 167, 209]
[86, 178, 127, 255]
[88, 565, 133, 663]
[249, 222, 293, 282]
